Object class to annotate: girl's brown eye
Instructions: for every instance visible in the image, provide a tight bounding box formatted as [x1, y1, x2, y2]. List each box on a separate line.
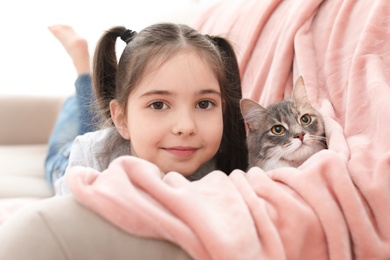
[271, 125, 285, 135]
[150, 101, 167, 110]
[196, 100, 214, 110]
[300, 114, 312, 125]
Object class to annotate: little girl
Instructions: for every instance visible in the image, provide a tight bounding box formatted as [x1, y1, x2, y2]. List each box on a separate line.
[48, 23, 248, 194]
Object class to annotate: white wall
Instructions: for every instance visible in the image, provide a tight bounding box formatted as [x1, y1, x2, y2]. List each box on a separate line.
[0, 0, 217, 96]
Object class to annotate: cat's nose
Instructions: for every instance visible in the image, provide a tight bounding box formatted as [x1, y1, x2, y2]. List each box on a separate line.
[294, 132, 305, 141]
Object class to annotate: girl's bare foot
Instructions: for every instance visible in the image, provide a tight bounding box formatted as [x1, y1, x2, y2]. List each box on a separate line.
[48, 25, 90, 75]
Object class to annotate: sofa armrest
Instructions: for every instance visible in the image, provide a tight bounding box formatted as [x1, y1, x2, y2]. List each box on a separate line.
[0, 95, 66, 145]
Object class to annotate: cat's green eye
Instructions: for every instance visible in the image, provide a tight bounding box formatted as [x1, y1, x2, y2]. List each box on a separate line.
[271, 125, 285, 135]
[300, 114, 312, 125]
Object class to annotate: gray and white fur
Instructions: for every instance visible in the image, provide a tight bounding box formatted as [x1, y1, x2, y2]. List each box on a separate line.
[240, 76, 327, 171]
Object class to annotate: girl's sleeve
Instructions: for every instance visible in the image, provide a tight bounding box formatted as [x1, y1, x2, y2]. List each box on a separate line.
[55, 135, 91, 195]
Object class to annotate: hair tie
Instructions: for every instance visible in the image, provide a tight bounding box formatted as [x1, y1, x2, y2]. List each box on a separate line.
[121, 29, 136, 44]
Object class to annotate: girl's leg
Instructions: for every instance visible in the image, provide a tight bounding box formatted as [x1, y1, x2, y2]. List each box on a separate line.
[45, 25, 96, 189]
[75, 73, 96, 134]
[45, 96, 79, 188]
[48, 25, 90, 75]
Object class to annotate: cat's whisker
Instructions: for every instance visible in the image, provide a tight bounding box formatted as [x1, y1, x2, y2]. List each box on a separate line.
[309, 135, 326, 141]
[307, 135, 328, 148]
[268, 143, 297, 161]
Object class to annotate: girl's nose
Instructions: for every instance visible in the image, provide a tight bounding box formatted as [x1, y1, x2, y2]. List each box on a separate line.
[172, 112, 197, 136]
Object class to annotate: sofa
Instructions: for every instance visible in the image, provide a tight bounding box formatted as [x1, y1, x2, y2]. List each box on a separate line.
[0, 94, 64, 198]
[1, 0, 390, 259]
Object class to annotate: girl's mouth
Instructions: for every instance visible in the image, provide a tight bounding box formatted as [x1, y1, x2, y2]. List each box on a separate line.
[164, 147, 198, 157]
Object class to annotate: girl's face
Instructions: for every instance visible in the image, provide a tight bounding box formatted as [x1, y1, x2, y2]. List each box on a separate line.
[111, 50, 223, 176]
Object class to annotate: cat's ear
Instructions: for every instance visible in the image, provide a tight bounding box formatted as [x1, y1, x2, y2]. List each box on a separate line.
[292, 75, 311, 108]
[292, 75, 308, 101]
[240, 98, 267, 130]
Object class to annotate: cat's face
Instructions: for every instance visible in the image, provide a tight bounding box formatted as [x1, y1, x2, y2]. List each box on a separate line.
[240, 76, 327, 170]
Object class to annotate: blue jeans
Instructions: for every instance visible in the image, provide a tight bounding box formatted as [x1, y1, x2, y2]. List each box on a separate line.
[45, 74, 96, 190]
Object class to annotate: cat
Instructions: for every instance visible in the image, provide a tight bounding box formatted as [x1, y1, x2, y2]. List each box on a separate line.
[240, 75, 327, 171]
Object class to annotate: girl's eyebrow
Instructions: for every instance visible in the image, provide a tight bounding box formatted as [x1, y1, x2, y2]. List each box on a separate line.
[140, 90, 171, 97]
[199, 89, 221, 97]
[140, 88, 221, 97]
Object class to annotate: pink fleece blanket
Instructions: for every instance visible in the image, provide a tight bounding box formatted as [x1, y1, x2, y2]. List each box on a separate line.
[67, 0, 390, 259]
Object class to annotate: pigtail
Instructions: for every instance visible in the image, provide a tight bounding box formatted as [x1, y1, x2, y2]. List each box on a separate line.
[209, 36, 248, 173]
[92, 26, 127, 123]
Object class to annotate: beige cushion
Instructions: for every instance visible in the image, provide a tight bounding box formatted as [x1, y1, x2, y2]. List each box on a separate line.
[0, 95, 64, 145]
[0, 94, 64, 198]
[0, 144, 53, 198]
